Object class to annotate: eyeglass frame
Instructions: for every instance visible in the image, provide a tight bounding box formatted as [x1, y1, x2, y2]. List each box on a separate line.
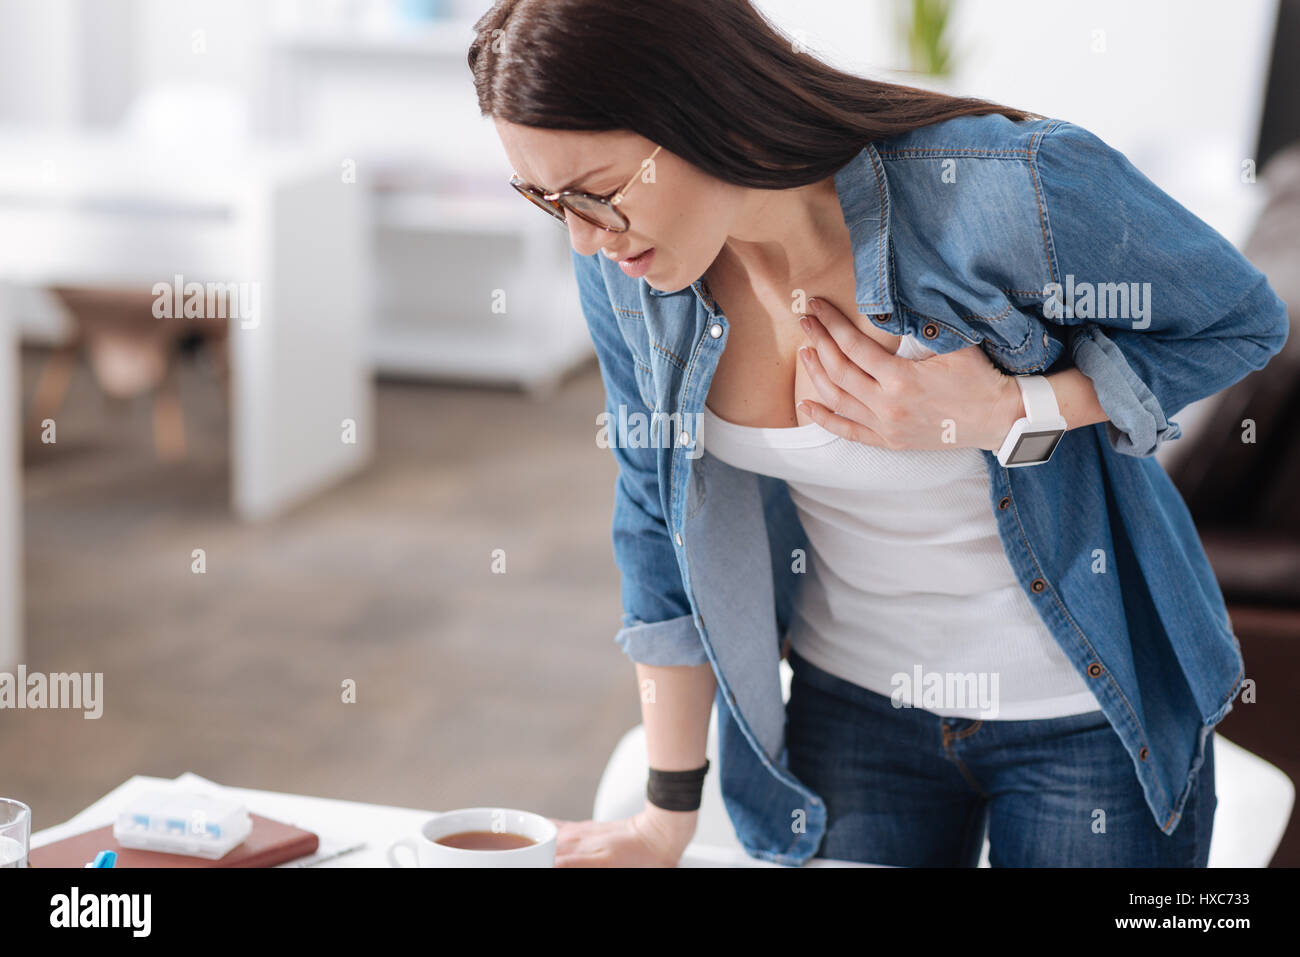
[509, 144, 663, 233]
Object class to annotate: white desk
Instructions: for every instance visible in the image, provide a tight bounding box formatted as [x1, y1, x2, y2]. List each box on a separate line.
[0, 128, 375, 669]
[30, 772, 875, 868]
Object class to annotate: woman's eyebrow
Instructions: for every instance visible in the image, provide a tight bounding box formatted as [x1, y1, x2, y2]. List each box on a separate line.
[546, 163, 615, 193]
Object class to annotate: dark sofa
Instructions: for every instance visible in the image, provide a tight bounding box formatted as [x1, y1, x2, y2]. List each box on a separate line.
[1165, 141, 1300, 866]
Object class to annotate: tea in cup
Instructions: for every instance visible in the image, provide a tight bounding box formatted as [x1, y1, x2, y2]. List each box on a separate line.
[387, 807, 556, 868]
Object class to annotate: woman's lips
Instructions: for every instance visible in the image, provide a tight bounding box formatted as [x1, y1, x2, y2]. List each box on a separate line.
[617, 247, 655, 278]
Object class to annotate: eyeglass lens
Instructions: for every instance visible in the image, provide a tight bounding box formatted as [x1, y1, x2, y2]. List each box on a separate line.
[514, 182, 626, 230]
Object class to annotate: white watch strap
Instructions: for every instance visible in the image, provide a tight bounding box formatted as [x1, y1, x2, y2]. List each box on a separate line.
[1015, 375, 1060, 422]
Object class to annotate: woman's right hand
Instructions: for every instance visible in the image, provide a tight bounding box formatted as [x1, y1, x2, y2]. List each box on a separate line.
[548, 807, 698, 867]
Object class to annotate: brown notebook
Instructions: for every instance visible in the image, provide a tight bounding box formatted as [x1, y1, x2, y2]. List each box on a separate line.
[28, 813, 319, 868]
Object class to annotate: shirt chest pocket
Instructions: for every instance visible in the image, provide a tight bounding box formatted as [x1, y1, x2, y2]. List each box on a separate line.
[901, 295, 1065, 375]
[612, 305, 658, 410]
[632, 358, 656, 411]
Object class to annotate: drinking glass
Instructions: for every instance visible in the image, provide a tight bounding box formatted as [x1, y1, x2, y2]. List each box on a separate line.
[0, 799, 31, 868]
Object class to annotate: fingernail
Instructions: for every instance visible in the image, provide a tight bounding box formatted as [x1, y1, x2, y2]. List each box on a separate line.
[798, 346, 809, 363]
[799, 316, 811, 333]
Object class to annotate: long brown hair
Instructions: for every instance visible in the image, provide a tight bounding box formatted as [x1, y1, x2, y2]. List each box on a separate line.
[468, 0, 1040, 190]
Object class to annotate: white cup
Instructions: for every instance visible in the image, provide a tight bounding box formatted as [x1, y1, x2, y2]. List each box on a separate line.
[387, 807, 557, 868]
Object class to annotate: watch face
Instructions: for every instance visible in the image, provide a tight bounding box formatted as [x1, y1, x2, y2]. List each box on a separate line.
[1008, 429, 1063, 465]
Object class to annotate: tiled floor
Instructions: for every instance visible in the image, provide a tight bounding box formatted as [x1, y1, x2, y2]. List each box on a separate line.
[6, 343, 643, 835]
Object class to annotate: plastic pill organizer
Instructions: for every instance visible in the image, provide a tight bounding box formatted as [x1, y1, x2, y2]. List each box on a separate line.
[113, 791, 252, 859]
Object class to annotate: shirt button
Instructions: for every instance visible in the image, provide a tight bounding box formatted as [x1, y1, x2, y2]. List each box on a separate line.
[1138, 746, 1149, 762]
[678, 431, 692, 446]
[1087, 661, 1104, 678]
[872, 313, 891, 324]
[674, 532, 683, 546]
[1030, 577, 1046, 593]
[921, 322, 939, 339]
[709, 323, 723, 338]
[997, 496, 1010, 510]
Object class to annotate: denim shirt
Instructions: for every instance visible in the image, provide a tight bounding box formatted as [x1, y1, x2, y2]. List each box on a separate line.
[574, 113, 1290, 866]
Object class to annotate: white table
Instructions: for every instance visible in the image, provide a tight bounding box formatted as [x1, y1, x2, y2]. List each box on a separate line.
[30, 772, 875, 868]
[0, 127, 375, 670]
[0, 128, 374, 524]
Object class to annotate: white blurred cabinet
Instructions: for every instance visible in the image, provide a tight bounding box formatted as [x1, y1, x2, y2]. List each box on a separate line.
[263, 19, 592, 394]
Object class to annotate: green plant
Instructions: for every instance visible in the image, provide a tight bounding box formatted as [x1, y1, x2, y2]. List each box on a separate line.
[900, 0, 954, 77]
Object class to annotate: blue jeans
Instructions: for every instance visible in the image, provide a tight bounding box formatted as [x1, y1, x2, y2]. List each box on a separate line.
[784, 647, 1216, 867]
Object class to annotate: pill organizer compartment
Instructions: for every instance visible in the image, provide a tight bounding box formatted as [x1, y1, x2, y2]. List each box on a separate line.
[112, 791, 252, 859]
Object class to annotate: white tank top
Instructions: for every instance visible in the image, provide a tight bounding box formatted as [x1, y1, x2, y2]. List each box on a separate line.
[699, 334, 1102, 720]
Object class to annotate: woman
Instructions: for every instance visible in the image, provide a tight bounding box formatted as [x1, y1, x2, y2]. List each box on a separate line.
[468, 0, 1289, 867]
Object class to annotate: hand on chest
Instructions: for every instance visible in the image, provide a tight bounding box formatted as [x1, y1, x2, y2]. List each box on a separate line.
[704, 278, 904, 430]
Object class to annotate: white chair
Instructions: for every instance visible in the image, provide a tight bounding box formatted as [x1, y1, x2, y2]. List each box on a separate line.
[594, 658, 1295, 867]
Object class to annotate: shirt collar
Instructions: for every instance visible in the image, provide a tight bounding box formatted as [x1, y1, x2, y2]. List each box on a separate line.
[647, 143, 895, 318]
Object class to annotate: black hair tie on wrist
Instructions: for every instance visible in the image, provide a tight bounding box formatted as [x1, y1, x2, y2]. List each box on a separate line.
[646, 759, 710, 812]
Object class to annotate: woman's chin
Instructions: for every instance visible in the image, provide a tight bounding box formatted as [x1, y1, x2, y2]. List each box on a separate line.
[645, 269, 692, 295]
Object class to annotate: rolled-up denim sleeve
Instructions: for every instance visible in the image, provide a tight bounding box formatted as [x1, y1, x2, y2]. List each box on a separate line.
[1035, 122, 1290, 457]
[572, 248, 708, 667]
[1067, 322, 1180, 456]
[613, 613, 708, 666]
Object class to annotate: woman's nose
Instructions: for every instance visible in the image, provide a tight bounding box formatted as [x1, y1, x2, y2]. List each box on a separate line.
[568, 216, 612, 259]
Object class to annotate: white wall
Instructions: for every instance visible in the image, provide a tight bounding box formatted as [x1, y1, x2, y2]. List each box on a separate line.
[130, 0, 272, 102]
[0, 285, 21, 670]
[950, 1, 1277, 207]
[0, 0, 83, 127]
[755, 0, 1279, 245]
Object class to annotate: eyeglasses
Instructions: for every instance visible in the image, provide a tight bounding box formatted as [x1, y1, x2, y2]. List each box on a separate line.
[509, 145, 662, 233]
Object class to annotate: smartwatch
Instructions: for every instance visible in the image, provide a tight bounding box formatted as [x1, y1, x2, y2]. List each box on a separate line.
[995, 375, 1067, 468]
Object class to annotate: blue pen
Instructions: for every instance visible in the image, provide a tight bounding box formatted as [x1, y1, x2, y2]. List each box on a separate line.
[90, 850, 116, 868]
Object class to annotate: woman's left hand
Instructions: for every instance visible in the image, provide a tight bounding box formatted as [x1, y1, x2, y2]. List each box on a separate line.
[796, 296, 1024, 452]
